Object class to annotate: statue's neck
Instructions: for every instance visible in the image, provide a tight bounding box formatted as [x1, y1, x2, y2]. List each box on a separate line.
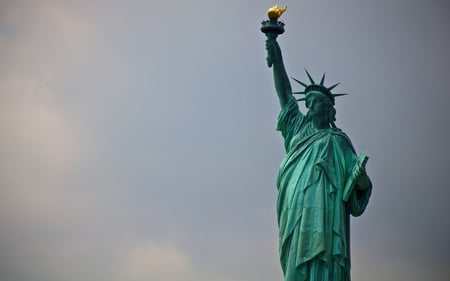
[311, 117, 330, 130]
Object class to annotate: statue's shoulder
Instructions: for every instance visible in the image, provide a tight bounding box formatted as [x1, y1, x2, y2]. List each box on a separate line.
[330, 128, 354, 148]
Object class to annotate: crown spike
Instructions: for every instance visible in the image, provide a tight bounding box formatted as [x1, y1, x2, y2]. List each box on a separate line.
[327, 83, 340, 91]
[332, 93, 348, 97]
[292, 91, 305, 95]
[304, 69, 315, 84]
[291, 77, 308, 88]
[320, 73, 325, 86]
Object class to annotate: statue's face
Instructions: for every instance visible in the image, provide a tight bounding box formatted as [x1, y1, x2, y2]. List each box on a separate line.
[306, 92, 329, 119]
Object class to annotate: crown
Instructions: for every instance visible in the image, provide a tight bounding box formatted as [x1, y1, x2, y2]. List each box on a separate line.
[292, 69, 347, 105]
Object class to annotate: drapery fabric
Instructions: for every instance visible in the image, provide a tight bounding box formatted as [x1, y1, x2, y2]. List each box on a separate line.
[276, 96, 371, 281]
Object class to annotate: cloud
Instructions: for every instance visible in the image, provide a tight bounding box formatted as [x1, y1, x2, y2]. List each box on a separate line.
[117, 239, 190, 281]
[0, 1, 97, 280]
[1, 1, 449, 281]
[0, 0, 94, 227]
[352, 251, 450, 281]
[115, 237, 244, 281]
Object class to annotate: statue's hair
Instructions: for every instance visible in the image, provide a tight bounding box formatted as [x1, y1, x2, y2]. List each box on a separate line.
[323, 98, 336, 123]
[328, 105, 337, 124]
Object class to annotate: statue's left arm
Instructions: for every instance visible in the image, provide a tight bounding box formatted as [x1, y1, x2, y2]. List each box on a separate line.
[340, 143, 372, 216]
[346, 168, 372, 217]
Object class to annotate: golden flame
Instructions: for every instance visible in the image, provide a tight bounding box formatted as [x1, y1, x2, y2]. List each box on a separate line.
[267, 5, 287, 20]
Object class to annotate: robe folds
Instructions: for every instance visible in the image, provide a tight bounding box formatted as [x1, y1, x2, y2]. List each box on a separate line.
[276, 97, 372, 281]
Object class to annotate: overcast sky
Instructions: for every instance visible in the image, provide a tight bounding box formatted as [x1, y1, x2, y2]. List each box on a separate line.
[1, 1, 449, 281]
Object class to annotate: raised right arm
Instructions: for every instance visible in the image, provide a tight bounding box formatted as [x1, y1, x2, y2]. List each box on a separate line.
[265, 34, 293, 108]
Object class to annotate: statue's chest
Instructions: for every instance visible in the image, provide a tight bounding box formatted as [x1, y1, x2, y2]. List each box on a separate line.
[289, 127, 332, 153]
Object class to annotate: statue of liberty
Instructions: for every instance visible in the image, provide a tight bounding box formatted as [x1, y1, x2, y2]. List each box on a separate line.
[261, 6, 372, 281]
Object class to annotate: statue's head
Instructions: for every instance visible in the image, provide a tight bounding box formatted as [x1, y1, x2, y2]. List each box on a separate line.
[292, 69, 347, 125]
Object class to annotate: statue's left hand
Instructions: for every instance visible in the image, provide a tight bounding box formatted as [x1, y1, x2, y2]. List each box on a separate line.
[355, 168, 369, 190]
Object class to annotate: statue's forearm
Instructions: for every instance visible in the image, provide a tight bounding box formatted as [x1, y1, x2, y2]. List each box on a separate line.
[272, 59, 291, 107]
[268, 39, 292, 107]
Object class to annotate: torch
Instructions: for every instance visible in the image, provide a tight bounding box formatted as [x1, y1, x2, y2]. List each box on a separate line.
[261, 5, 287, 37]
[261, 5, 287, 67]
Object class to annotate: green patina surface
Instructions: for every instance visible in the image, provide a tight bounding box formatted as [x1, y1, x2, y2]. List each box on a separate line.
[262, 9, 372, 281]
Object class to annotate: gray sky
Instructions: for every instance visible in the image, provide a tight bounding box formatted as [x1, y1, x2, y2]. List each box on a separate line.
[1, 0, 449, 281]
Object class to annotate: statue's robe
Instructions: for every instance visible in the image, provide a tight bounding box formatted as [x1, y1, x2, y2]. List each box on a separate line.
[276, 97, 371, 281]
